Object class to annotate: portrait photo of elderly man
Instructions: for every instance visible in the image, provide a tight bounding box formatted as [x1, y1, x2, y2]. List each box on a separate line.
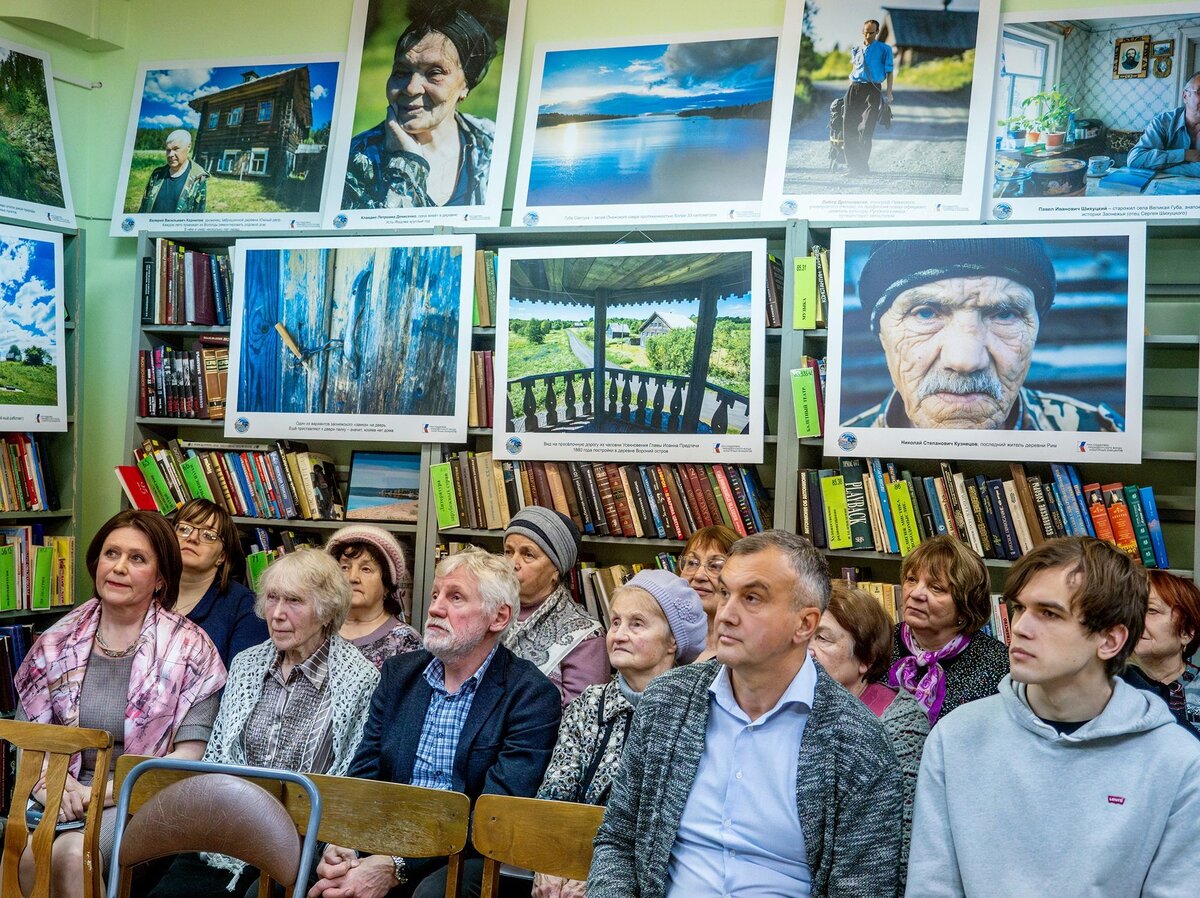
[137, 128, 208, 214]
[841, 235, 1127, 433]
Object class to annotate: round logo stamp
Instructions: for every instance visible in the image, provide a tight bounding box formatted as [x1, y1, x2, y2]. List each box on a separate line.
[505, 436, 523, 455]
[522, 211, 539, 227]
[779, 199, 798, 217]
[121, 217, 136, 232]
[837, 432, 858, 452]
[234, 417, 250, 433]
[333, 214, 347, 229]
[992, 202, 1012, 221]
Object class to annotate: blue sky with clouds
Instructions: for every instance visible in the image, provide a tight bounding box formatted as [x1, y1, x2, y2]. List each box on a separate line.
[136, 60, 340, 131]
[539, 37, 777, 117]
[805, 0, 980, 53]
[0, 234, 57, 355]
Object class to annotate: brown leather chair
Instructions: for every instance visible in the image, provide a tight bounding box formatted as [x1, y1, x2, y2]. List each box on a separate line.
[0, 718, 113, 898]
[113, 756, 471, 898]
[470, 794, 605, 898]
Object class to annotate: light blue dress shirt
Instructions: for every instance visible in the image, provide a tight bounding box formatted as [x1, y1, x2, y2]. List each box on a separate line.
[1126, 107, 1200, 178]
[850, 40, 893, 86]
[665, 656, 817, 898]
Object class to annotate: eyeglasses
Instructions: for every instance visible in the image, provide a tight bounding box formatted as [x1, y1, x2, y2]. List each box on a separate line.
[680, 555, 725, 576]
[175, 523, 221, 543]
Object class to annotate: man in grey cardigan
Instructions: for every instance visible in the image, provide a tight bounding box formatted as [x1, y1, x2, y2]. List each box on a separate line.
[588, 530, 903, 898]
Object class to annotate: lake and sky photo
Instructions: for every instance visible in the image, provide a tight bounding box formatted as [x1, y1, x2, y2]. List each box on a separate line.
[526, 35, 779, 206]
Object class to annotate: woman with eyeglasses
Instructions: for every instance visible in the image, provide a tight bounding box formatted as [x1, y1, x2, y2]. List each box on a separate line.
[677, 525, 739, 662]
[172, 499, 266, 668]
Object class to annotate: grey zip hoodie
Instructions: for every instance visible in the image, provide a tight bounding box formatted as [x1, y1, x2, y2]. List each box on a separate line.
[906, 674, 1200, 897]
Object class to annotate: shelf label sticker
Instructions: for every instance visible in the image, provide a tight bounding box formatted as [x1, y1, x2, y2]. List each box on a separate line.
[793, 257, 817, 330]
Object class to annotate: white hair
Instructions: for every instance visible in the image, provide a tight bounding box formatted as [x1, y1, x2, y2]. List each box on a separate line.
[435, 548, 520, 637]
[165, 129, 193, 148]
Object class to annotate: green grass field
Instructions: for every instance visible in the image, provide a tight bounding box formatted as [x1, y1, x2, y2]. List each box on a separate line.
[0, 362, 58, 406]
[123, 150, 290, 214]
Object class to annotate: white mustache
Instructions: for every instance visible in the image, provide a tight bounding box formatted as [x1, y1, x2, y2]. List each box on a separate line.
[917, 370, 1003, 403]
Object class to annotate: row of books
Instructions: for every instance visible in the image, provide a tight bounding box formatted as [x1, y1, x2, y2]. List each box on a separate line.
[472, 249, 499, 328]
[764, 253, 786, 329]
[0, 623, 35, 714]
[791, 355, 827, 438]
[116, 438, 346, 522]
[432, 455, 771, 541]
[0, 527, 75, 612]
[137, 340, 229, 420]
[0, 433, 58, 513]
[806, 459, 1170, 568]
[141, 238, 234, 327]
[467, 350, 495, 428]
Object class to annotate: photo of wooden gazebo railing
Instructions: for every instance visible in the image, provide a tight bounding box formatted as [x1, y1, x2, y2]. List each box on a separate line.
[505, 250, 753, 435]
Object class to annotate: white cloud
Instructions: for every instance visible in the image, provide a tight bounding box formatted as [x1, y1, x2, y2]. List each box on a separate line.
[0, 242, 31, 287]
[9, 279, 56, 333]
[140, 113, 184, 128]
[144, 68, 214, 103]
[311, 83, 328, 101]
[624, 61, 655, 73]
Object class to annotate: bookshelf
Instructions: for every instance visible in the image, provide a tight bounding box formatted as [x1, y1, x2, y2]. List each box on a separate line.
[0, 221, 85, 621]
[785, 222, 1200, 588]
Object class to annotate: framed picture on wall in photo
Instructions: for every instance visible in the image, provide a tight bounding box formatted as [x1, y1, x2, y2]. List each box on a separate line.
[346, 450, 421, 521]
[226, 233, 475, 443]
[1113, 34, 1150, 79]
[325, 0, 528, 230]
[823, 221, 1146, 465]
[986, 2, 1200, 222]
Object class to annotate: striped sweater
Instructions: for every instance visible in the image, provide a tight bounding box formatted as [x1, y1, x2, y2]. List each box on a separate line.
[588, 659, 903, 898]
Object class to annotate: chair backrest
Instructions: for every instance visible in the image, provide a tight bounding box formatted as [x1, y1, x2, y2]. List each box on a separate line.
[108, 758, 321, 898]
[113, 757, 471, 898]
[471, 794, 606, 898]
[0, 718, 113, 898]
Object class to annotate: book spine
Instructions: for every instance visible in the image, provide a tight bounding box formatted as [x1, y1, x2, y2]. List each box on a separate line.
[922, 476, 948, 535]
[1100, 484, 1140, 559]
[839, 459, 874, 550]
[1009, 464, 1045, 546]
[1082, 483, 1117, 544]
[938, 463, 967, 541]
[819, 472, 853, 549]
[1051, 464, 1086, 536]
[987, 479, 1022, 560]
[973, 474, 1004, 558]
[638, 465, 668, 539]
[961, 476, 993, 558]
[592, 463, 624, 536]
[1066, 465, 1096, 537]
[1003, 480, 1035, 555]
[886, 480, 921, 555]
[605, 463, 637, 537]
[1138, 487, 1170, 569]
[907, 472, 934, 539]
[678, 464, 712, 530]
[724, 465, 757, 538]
[566, 462, 596, 534]
[1122, 485, 1158, 568]
[617, 466, 645, 538]
[667, 466, 699, 535]
[806, 469, 827, 548]
[869, 459, 900, 553]
[654, 465, 685, 540]
[579, 463, 609, 536]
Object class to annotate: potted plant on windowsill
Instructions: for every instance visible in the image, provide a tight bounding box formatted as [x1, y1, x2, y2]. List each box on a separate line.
[1021, 88, 1078, 149]
[997, 113, 1028, 145]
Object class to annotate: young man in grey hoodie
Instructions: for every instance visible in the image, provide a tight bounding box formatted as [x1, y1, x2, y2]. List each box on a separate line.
[906, 537, 1200, 897]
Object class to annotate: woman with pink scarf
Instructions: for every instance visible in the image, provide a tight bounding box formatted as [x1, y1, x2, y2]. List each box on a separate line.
[14, 509, 226, 898]
[888, 535, 1009, 724]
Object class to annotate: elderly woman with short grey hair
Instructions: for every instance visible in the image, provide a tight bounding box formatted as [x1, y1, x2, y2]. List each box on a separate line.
[146, 548, 380, 898]
[503, 506, 609, 706]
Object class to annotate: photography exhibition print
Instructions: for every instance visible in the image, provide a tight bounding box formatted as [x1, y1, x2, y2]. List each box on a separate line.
[769, 0, 1000, 223]
[226, 234, 474, 442]
[512, 29, 788, 227]
[987, 2, 1200, 222]
[824, 222, 1145, 465]
[0, 39, 75, 228]
[325, 0, 527, 229]
[0, 224, 66, 431]
[494, 239, 766, 463]
[346, 449, 421, 521]
[110, 55, 344, 236]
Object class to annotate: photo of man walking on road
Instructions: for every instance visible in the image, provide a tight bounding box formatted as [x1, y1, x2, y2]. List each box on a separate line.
[844, 19, 894, 175]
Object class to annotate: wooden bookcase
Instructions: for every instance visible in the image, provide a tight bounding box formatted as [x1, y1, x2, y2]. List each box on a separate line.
[0, 220, 85, 622]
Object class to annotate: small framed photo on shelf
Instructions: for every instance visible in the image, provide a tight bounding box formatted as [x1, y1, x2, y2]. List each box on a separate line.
[1152, 38, 1175, 57]
[1113, 35, 1150, 79]
[345, 450, 420, 522]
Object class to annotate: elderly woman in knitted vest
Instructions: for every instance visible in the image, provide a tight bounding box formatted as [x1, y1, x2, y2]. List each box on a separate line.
[502, 507, 609, 706]
[146, 548, 379, 898]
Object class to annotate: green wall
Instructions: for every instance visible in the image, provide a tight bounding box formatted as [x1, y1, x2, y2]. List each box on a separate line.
[0, 0, 1134, 552]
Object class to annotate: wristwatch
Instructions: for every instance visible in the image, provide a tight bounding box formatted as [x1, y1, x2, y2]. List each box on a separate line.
[390, 855, 408, 884]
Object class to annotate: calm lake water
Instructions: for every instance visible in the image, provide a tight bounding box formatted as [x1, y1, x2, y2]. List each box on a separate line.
[528, 113, 770, 206]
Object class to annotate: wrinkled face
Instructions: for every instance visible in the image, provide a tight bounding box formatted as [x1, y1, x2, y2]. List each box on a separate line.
[339, 549, 388, 614]
[606, 588, 676, 677]
[386, 31, 469, 135]
[164, 139, 189, 175]
[810, 610, 869, 690]
[504, 533, 559, 605]
[1185, 77, 1200, 121]
[1007, 565, 1121, 688]
[862, 21, 879, 44]
[264, 591, 325, 659]
[1135, 586, 1190, 667]
[96, 526, 164, 611]
[714, 547, 818, 672]
[680, 541, 727, 618]
[175, 515, 225, 576]
[901, 565, 961, 640]
[877, 275, 1039, 429]
[423, 567, 501, 661]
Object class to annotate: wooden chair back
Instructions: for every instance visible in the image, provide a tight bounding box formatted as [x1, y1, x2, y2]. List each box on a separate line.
[0, 719, 113, 898]
[471, 794, 605, 898]
[114, 757, 471, 898]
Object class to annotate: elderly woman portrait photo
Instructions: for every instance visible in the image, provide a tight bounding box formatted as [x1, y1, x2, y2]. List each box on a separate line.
[342, 0, 510, 210]
[146, 547, 380, 898]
